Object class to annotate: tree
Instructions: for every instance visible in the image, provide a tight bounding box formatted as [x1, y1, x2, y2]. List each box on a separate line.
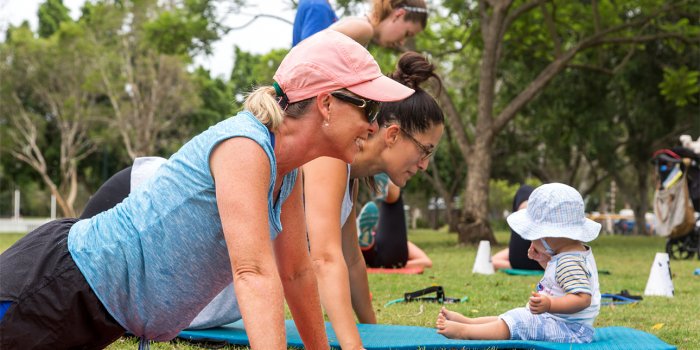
[0, 24, 102, 217]
[427, 0, 699, 244]
[38, 0, 72, 38]
[228, 46, 289, 105]
[84, 0, 202, 160]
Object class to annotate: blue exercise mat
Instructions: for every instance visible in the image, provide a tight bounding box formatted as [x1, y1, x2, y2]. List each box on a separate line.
[178, 320, 676, 350]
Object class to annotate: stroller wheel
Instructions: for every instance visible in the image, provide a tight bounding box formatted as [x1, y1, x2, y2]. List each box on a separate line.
[666, 236, 695, 260]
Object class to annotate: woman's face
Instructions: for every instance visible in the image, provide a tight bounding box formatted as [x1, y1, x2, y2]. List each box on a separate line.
[376, 12, 424, 48]
[326, 92, 379, 163]
[384, 123, 444, 186]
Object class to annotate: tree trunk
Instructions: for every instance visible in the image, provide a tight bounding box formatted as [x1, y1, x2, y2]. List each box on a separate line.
[40, 172, 75, 218]
[455, 0, 505, 245]
[458, 138, 496, 244]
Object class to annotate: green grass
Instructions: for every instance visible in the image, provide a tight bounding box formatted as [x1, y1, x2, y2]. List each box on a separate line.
[2, 230, 698, 349]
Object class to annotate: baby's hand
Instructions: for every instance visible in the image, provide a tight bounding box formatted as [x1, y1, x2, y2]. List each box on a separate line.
[528, 291, 551, 314]
[527, 245, 551, 265]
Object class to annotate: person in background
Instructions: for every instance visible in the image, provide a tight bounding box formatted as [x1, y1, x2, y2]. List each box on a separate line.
[357, 172, 433, 269]
[293, 0, 428, 49]
[0, 30, 413, 349]
[292, 0, 338, 47]
[331, 0, 428, 48]
[438, 183, 601, 343]
[492, 185, 544, 271]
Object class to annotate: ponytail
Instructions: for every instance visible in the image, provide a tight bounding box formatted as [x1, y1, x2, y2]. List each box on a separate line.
[243, 86, 315, 131]
[243, 86, 284, 131]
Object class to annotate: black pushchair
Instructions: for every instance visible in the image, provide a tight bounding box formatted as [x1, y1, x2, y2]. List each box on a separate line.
[651, 147, 700, 260]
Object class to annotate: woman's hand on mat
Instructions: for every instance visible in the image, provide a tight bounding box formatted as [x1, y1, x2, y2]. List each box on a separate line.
[528, 291, 551, 314]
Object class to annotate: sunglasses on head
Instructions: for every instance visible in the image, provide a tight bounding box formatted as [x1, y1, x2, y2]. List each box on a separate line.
[330, 91, 380, 124]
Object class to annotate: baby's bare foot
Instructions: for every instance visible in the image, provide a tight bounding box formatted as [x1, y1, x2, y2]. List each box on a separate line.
[440, 306, 471, 323]
[436, 318, 470, 339]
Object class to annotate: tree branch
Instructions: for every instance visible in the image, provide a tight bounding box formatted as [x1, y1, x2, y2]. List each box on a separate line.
[434, 24, 477, 58]
[437, 88, 473, 159]
[592, 0, 601, 34]
[540, 2, 561, 56]
[479, 0, 489, 38]
[492, 4, 684, 134]
[595, 33, 700, 45]
[566, 63, 614, 75]
[612, 45, 637, 74]
[225, 14, 292, 32]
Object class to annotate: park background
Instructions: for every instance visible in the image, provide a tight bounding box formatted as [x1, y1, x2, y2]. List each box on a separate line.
[1, 0, 698, 243]
[0, 0, 699, 348]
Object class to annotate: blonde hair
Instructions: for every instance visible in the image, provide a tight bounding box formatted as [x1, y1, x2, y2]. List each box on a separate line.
[370, 0, 428, 27]
[243, 86, 315, 131]
[244, 86, 284, 131]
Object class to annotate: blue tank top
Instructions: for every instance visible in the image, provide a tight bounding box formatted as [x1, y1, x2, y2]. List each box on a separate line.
[67, 111, 298, 341]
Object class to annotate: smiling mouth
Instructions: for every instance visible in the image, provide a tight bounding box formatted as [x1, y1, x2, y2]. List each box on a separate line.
[355, 137, 366, 150]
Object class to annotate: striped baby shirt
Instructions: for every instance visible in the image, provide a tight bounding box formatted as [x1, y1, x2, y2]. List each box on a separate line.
[535, 246, 601, 326]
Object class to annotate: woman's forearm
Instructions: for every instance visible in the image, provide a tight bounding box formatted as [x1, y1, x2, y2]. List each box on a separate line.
[313, 255, 364, 349]
[347, 258, 376, 324]
[234, 265, 287, 348]
[282, 264, 330, 349]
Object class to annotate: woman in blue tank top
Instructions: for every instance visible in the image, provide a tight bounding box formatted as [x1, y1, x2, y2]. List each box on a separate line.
[0, 30, 414, 350]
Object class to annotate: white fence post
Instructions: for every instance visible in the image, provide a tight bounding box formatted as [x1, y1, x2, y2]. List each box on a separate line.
[51, 195, 57, 219]
[13, 189, 20, 221]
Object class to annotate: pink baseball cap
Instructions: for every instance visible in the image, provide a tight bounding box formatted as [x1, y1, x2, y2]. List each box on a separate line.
[273, 30, 414, 103]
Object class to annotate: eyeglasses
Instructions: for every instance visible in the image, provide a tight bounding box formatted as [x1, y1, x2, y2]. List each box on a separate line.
[330, 91, 380, 124]
[399, 127, 435, 161]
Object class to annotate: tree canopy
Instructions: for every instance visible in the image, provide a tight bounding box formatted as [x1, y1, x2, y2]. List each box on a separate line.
[1, 0, 697, 232]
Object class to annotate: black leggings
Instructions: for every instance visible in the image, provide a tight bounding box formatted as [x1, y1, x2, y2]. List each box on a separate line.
[362, 194, 408, 268]
[79, 167, 132, 219]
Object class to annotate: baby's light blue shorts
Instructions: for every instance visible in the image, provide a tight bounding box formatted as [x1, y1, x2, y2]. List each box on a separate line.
[499, 307, 594, 343]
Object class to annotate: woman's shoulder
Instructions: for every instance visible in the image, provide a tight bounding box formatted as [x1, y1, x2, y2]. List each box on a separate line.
[302, 157, 350, 199]
[330, 17, 373, 46]
[303, 157, 349, 178]
[214, 111, 268, 135]
[196, 111, 273, 159]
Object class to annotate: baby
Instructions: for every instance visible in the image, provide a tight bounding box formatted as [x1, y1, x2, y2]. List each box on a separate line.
[437, 183, 601, 343]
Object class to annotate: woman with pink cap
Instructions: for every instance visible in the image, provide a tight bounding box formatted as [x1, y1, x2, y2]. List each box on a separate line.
[0, 30, 412, 349]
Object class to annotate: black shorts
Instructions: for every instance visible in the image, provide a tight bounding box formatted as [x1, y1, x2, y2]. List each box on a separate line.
[0, 219, 125, 349]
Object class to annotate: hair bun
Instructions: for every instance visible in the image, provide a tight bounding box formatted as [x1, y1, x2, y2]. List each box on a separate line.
[389, 52, 440, 90]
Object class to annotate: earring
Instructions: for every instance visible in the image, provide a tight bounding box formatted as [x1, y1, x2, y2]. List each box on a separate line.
[322, 119, 330, 127]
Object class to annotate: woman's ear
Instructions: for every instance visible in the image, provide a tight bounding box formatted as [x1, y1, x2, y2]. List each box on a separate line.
[384, 124, 400, 146]
[316, 92, 332, 118]
[393, 8, 406, 21]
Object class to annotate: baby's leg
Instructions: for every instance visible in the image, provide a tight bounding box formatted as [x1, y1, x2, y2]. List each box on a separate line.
[437, 313, 509, 340]
[439, 307, 499, 324]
